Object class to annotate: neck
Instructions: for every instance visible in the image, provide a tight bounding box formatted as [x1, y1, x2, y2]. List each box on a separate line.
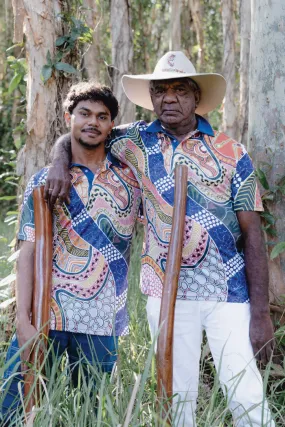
[71, 139, 106, 173]
[161, 115, 198, 142]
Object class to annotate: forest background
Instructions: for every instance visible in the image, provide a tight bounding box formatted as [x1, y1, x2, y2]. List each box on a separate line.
[0, 0, 285, 426]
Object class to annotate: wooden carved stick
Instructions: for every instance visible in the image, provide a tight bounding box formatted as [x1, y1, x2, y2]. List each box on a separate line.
[24, 186, 53, 412]
[157, 164, 188, 422]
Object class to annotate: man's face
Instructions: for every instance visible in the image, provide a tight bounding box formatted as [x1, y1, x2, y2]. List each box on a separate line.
[65, 100, 114, 150]
[150, 78, 199, 128]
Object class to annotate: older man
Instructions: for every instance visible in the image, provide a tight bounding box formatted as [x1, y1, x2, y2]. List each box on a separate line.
[47, 52, 275, 426]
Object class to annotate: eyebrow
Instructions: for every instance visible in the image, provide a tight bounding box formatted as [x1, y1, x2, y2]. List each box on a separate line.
[78, 107, 110, 115]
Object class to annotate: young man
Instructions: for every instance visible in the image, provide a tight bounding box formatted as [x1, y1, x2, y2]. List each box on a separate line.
[46, 52, 275, 426]
[1, 82, 141, 422]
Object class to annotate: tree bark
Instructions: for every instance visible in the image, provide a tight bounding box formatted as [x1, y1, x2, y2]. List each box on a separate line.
[169, 0, 182, 51]
[188, 0, 205, 71]
[83, 0, 102, 82]
[221, 0, 238, 139]
[239, 0, 251, 146]
[110, 0, 135, 124]
[12, 0, 63, 187]
[248, 0, 285, 302]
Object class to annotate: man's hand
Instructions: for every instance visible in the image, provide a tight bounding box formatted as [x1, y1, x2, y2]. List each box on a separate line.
[16, 321, 38, 371]
[44, 163, 71, 209]
[249, 312, 274, 364]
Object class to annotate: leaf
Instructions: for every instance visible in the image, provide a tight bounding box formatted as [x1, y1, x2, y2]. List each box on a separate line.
[0, 297, 16, 310]
[6, 55, 16, 63]
[46, 50, 52, 66]
[0, 274, 16, 288]
[8, 73, 22, 94]
[55, 36, 67, 47]
[255, 168, 270, 190]
[0, 195, 17, 201]
[19, 84, 26, 96]
[270, 242, 285, 260]
[55, 62, 77, 74]
[41, 65, 53, 83]
[6, 43, 24, 52]
[261, 212, 276, 225]
[7, 250, 20, 263]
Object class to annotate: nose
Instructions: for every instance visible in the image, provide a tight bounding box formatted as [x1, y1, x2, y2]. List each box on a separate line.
[163, 88, 177, 103]
[88, 115, 98, 126]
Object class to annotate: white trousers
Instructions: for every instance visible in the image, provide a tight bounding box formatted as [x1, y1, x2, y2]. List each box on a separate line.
[146, 297, 275, 427]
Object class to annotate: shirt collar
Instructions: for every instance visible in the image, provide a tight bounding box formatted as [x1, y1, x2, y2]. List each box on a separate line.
[146, 114, 215, 137]
[70, 151, 122, 171]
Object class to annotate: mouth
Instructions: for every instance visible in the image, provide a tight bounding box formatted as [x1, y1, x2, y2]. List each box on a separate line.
[82, 128, 101, 137]
[162, 110, 180, 115]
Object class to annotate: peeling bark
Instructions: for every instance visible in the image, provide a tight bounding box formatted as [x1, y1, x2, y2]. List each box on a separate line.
[12, 0, 62, 186]
[221, 0, 239, 139]
[110, 0, 135, 124]
[188, 0, 205, 71]
[169, 0, 182, 51]
[249, 0, 285, 301]
[239, 0, 251, 146]
[83, 0, 102, 82]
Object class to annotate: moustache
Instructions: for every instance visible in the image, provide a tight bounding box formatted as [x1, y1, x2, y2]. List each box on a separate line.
[82, 127, 101, 135]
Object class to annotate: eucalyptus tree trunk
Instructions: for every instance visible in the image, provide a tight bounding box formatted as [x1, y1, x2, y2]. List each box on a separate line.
[188, 0, 205, 71]
[248, 0, 285, 302]
[110, 0, 135, 124]
[84, 0, 102, 82]
[239, 0, 251, 146]
[221, 0, 238, 139]
[12, 0, 62, 187]
[169, 0, 182, 51]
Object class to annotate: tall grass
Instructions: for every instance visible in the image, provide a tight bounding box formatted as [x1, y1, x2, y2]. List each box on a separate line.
[0, 222, 284, 426]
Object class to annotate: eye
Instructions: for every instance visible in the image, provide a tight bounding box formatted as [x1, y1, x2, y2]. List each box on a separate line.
[80, 111, 88, 117]
[99, 115, 107, 120]
[176, 87, 187, 94]
[153, 87, 165, 95]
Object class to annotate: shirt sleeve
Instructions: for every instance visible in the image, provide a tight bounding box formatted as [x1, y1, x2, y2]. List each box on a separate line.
[111, 121, 144, 165]
[18, 176, 36, 242]
[231, 147, 264, 212]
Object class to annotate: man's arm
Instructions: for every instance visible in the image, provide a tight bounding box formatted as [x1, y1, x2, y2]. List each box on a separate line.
[237, 211, 274, 364]
[44, 133, 72, 208]
[16, 240, 37, 369]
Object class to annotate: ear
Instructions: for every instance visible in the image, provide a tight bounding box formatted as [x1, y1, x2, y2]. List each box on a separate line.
[64, 111, 71, 127]
[194, 91, 200, 109]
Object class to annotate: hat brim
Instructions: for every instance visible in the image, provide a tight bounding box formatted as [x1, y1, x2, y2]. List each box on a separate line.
[122, 72, 226, 115]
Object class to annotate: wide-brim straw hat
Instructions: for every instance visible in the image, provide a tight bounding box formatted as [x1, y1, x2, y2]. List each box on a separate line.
[122, 51, 226, 115]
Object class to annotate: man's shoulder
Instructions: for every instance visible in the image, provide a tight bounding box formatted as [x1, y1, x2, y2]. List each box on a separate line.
[209, 131, 246, 164]
[114, 121, 149, 138]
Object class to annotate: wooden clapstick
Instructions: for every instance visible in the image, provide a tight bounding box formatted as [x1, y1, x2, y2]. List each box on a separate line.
[157, 164, 188, 422]
[24, 186, 53, 412]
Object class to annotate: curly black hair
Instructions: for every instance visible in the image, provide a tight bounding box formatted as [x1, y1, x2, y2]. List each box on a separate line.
[63, 81, 119, 120]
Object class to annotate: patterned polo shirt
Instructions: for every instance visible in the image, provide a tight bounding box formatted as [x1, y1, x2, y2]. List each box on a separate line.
[18, 153, 141, 336]
[111, 115, 263, 303]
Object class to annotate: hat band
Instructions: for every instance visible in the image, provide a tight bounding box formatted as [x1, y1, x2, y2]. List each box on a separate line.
[160, 68, 187, 74]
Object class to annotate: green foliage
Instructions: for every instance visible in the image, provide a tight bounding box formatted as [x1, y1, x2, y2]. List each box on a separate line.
[6, 55, 27, 95]
[41, 12, 93, 83]
[256, 165, 285, 257]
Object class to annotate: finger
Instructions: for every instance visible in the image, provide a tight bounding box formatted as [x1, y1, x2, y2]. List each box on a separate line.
[49, 184, 60, 210]
[260, 347, 268, 365]
[44, 179, 52, 202]
[266, 344, 273, 364]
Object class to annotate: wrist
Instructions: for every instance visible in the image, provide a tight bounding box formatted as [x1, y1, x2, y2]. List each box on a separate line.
[250, 306, 270, 318]
[53, 158, 69, 169]
[16, 312, 31, 325]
